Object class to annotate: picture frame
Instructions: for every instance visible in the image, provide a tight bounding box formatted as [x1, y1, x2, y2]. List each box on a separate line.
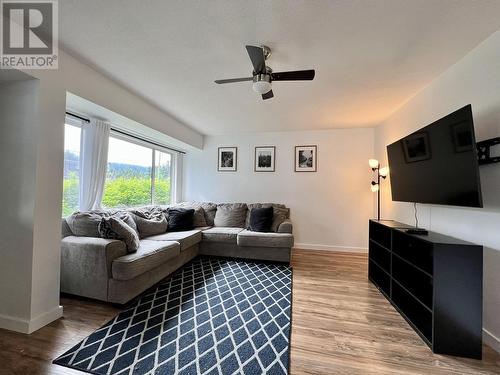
[451, 121, 473, 153]
[295, 145, 317, 172]
[402, 132, 431, 163]
[254, 146, 276, 172]
[218, 147, 237, 171]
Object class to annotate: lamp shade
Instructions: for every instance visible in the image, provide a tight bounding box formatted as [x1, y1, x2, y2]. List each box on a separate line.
[379, 166, 389, 177]
[252, 80, 272, 94]
[371, 183, 380, 192]
[369, 159, 379, 169]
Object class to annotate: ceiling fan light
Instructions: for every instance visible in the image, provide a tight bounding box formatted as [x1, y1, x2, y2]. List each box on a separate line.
[252, 80, 272, 94]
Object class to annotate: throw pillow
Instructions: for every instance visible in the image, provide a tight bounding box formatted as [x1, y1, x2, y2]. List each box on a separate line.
[214, 203, 247, 227]
[98, 216, 140, 252]
[167, 208, 195, 231]
[271, 207, 289, 232]
[249, 207, 274, 232]
[192, 206, 207, 227]
[130, 207, 168, 238]
[163, 204, 207, 227]
[111, 211, 138, 235]
[199, 202, 217, 226]
[245, 203, 288, 228]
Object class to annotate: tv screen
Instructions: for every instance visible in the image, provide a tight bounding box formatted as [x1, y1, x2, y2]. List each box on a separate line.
[387, 105, 483, 208]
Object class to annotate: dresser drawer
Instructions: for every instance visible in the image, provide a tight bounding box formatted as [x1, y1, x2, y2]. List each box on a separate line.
[369, 221, 391, 249]
[369, 240, 391, 273]
[392, 230, 433, 275]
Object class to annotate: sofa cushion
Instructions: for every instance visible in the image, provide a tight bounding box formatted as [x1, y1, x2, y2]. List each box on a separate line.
[214, 203, 247, 227]
[202, 227, 244, 243]
[145, 229, 202, 251]
[249, 207, 274, 232]
[66, 211, 103, 237]
[112, 240, 180, 281]
[130, 207, 168, 238]
[237, 230, 294, 248]
[98, 215, 140, 252]
[167, 208, 195, 231]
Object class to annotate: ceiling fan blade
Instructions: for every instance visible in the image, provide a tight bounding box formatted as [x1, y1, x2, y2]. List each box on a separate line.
[271, 69, 315, 81]
[214, 77, 253, 84]
[246, 45, 266, 74]
[262, 90, 274, 100]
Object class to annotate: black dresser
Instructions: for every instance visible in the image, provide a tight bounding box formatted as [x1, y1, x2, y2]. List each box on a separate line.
[368, 219, 483, 359]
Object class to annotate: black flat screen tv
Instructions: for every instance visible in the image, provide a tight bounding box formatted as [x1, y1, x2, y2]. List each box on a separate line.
[387, 105, 483, 208]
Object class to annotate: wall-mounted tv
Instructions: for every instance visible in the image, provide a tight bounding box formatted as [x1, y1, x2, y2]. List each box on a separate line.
[387, 105, 483, 208]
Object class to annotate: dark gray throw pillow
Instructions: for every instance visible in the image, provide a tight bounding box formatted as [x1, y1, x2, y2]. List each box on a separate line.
[249, 207, 274, 232]
[167, 208, 195, 231]
[98, 216, 140, 252]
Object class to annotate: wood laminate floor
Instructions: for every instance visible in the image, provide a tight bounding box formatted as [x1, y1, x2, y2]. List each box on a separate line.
[0, 250, 499, 374]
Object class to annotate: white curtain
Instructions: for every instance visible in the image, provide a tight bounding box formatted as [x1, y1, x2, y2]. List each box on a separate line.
[79, 119, 110, 211]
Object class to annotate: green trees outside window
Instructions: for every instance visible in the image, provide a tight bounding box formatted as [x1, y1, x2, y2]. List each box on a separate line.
[62, 124, 173, 217]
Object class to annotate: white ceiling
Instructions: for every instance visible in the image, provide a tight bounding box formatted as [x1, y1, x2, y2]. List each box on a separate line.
[58, 0, 500, 135]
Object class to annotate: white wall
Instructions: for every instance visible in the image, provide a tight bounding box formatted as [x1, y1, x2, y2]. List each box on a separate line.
[27, 51, 203, 151]
[0, 77, 39, 331]
[184, 129, 374, 250]
[374, 29, 500, 352]
[0, 49, 203, 334]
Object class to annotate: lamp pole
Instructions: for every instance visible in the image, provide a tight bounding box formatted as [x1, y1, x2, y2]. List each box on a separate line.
[369, 160, 388, 221]
[377, 170, 381, 220]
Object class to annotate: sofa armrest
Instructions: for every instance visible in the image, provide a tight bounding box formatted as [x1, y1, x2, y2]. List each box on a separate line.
[277, 220, 293, 234]
[60, 236, 127, 301]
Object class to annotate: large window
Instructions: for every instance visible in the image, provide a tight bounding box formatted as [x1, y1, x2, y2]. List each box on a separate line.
[102, 135, 173, 209]
[62, 122, 175, 215]
[62, 123, 81, 216]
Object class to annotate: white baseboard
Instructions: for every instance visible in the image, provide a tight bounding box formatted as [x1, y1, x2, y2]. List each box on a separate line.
[28, 305, 63, 333]
[0, 313, 30, 333]
[0, 305, 63, 334]
[293, 243, 368, 253]
[483, 328, 500, 354]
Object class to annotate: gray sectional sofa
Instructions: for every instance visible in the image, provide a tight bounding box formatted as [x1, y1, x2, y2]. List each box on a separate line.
[60, 202, 293, 304]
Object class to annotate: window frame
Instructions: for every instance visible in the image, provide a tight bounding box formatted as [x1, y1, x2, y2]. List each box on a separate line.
[62, 117, 84, 216]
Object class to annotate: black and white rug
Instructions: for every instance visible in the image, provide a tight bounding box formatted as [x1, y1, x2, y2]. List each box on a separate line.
[54, 256, 292, 374]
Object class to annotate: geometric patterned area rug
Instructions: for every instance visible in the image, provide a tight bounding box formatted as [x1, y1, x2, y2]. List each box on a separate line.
[53, 256, 292, 375]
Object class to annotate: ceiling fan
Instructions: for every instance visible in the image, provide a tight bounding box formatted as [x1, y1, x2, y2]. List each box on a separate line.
[214, 45, 315, 100]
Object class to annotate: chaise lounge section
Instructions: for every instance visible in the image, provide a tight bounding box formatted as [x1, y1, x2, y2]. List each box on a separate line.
[60, 202, 293, 304]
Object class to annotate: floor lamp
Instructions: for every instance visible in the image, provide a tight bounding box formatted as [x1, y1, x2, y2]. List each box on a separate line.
[369, 159, 389, 221]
